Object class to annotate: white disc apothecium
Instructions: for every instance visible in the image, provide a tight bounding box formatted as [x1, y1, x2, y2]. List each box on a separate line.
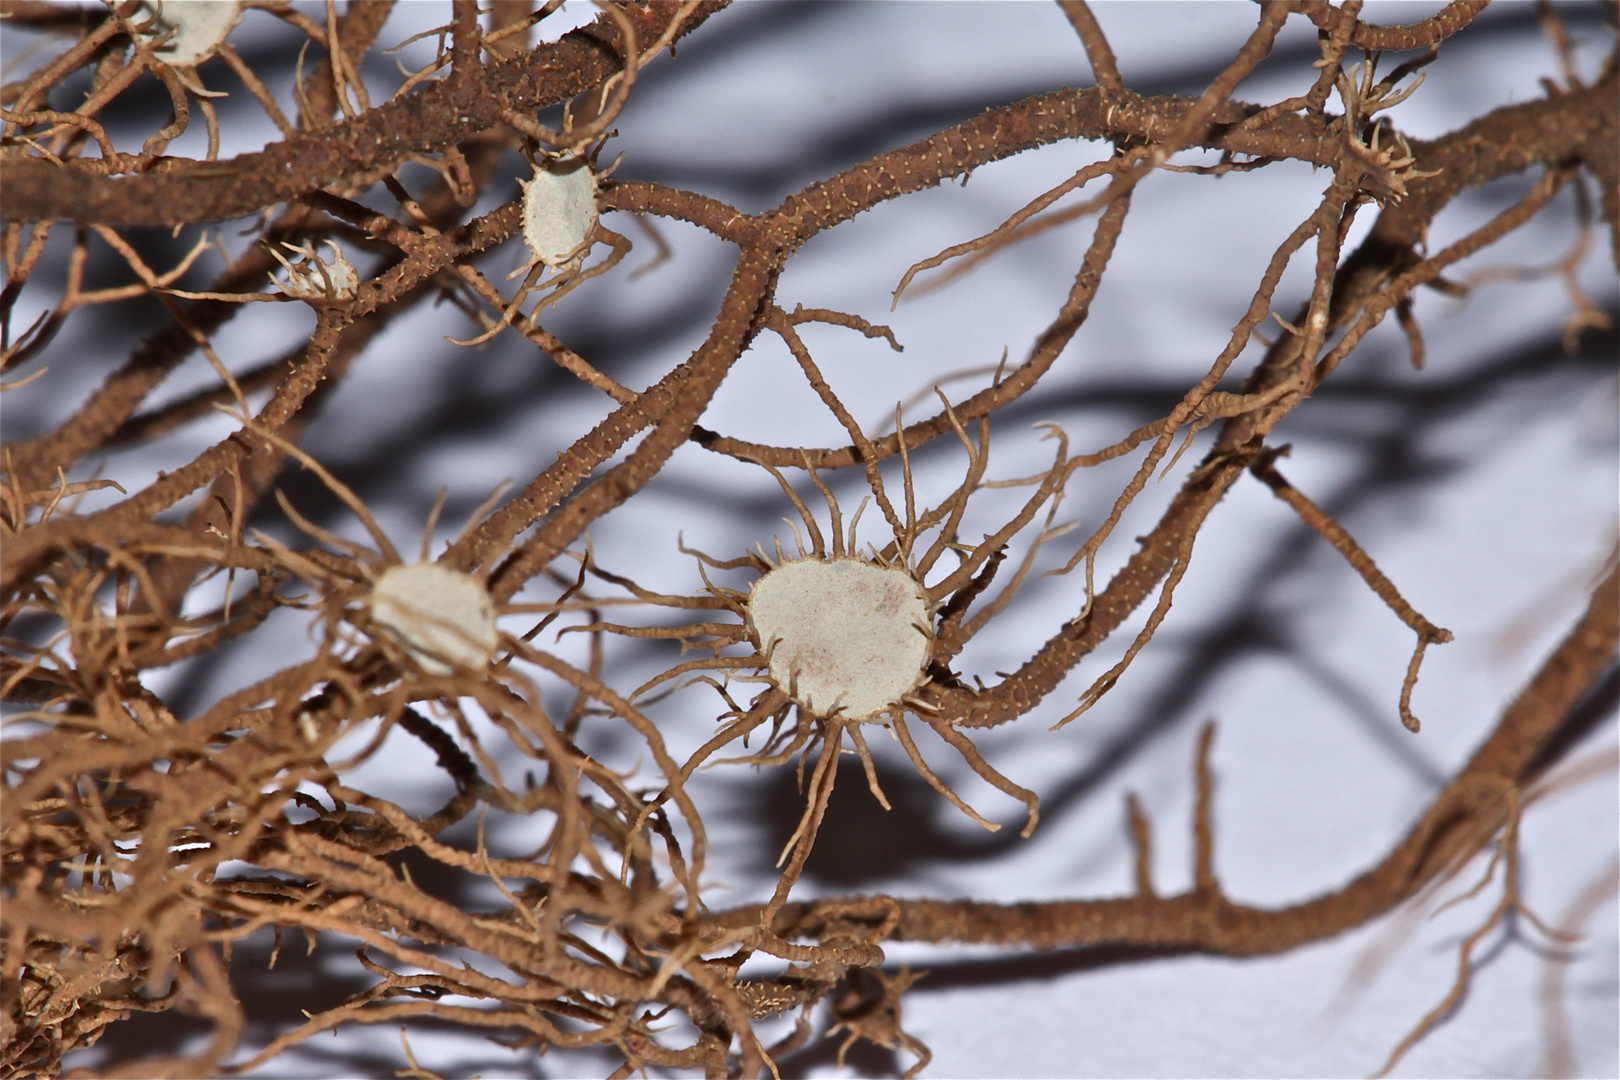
[746, 557, 931, 719]
[369, 563, 498, 675]
[272, 242, 359, 302]
[135, 0, 243, 66]
[520, 154, 598, 269]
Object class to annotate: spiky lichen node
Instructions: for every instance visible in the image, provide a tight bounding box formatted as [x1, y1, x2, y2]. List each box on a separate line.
[271, 241, 359, 302]
[745, 557, 931, 720]
[520, 154, 598, 268]
[368, 563, 497, 675]
[134, 0, 242, 66]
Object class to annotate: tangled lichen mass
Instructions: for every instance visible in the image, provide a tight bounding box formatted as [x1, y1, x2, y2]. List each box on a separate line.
[0, 2, 1615, 1077]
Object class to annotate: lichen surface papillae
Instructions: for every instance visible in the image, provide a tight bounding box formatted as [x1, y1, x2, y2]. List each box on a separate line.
[745, 556, 931, 719]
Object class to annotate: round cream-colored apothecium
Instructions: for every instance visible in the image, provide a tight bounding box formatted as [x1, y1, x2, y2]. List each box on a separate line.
[369, 563, 498, 675]
[274, 242, 359, 302]
[135, 0, 243, 66]
[520, 154, 598, 268]
[746, 557, 931, 719]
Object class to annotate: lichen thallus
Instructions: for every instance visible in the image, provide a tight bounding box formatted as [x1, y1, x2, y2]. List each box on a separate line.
[561, 383, 1078, 897]
[220, 411, 509, 685]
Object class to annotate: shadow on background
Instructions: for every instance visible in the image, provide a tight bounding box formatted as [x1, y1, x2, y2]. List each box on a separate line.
[737, 749, 1023, 890]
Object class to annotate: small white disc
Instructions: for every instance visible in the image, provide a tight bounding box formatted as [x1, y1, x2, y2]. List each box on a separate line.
[746, 557, 931, 719]
[369, 563, 498, 675]
[521, 155, 598, 268]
